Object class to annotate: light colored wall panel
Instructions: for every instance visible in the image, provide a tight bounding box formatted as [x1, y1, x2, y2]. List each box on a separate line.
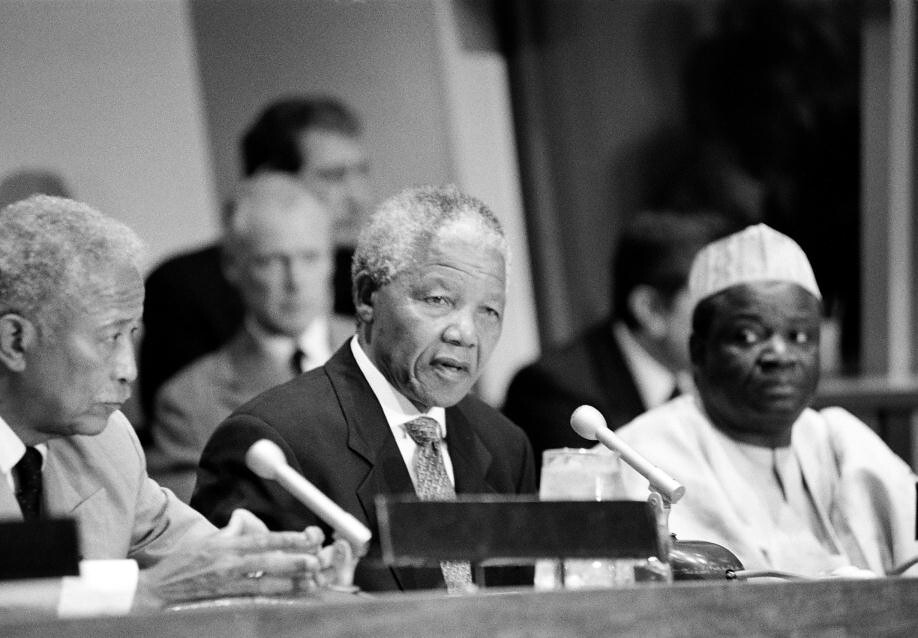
[431, 0, 539, 406]
[0, 0, 218, 270]
[190, 0, 453, 205]
[191, 0, 536, 406]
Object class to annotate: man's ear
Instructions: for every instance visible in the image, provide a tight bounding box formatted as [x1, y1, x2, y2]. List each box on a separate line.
[0, 313, 37, 372]
[627, 285, 668, 338]
[353, 273, 377, 325]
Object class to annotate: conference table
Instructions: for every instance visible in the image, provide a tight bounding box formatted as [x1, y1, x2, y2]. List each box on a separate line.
[3, 576, 918, 637]
[6, 375, 918, 636]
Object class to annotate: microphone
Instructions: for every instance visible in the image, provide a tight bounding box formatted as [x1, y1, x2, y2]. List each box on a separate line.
[245, 439, 372, 554]
[570, 405, 685, 503]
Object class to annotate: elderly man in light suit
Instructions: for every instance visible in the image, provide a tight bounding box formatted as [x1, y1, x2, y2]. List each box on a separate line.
[0, 195, 342, 611]
[148, 173, 353, 502]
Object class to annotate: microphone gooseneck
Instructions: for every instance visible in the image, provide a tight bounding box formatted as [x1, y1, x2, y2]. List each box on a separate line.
[570, 405, 685, 503]
[245, 439, 372, 554]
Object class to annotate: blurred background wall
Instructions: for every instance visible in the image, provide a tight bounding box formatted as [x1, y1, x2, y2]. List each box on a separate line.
[0, 0, 219, 262]
[1, 0, 916, 405]
[0, 0, 537, 405]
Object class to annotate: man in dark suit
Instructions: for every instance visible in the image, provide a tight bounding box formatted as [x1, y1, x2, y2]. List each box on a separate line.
[139, 241, 243, 426]
[138, 96, 371, 422]
[146, 174, 354, 502]
[192, 185, 535, 593]
[503, 210, 735, 473]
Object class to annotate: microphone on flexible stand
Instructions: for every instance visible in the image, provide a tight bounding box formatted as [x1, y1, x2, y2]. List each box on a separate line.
[570, 405, 684, 503]
[570, 405, 744, 580]
[245, 439, 372, 556]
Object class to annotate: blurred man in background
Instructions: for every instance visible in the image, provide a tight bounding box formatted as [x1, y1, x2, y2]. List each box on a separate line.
[503, 210, 735, 472]
[139, 96, 371, 425]
[147, 173, 353, 502]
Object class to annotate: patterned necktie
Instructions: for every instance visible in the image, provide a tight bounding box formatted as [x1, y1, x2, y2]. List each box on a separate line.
[404, 416, 473, 592]
[13, 446, 43, 521]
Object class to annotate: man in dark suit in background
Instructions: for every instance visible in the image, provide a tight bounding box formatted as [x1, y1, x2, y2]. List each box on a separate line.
[192, 185, 535, 593]
[146, 173, 354, 502]
[503, 210, 735, 473]
[139, 96, 371, 424]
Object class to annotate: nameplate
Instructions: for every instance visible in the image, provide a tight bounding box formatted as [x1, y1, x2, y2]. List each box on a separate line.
[0, 518, 80, 580]
[376, 495, 660, 566]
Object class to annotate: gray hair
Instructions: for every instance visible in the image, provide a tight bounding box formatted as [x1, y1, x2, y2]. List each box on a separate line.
[0, 195, 144, 336]
[351, 185, 508, 302]
[223, 172, 328, 254]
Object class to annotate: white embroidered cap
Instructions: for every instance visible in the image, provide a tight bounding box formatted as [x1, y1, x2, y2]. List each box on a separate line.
[687, 223, 821, 310]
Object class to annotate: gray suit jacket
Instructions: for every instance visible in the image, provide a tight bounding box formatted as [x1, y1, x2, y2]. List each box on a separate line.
[147, 316, 354, 501]
[0, 412, 214, 568]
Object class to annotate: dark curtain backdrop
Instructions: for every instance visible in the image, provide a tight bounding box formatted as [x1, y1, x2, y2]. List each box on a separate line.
[496, 0, 710, 348]
[497, 0, 862, 372]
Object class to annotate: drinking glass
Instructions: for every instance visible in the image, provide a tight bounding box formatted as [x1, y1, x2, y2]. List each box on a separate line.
[535, 448, 671, 589]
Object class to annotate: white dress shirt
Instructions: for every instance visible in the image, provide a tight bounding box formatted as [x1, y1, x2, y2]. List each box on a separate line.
[245, 315, 332, 372]
[613, 321, 693, 408]
[350, 336, 454, 487]
[0, 414, 46, 494]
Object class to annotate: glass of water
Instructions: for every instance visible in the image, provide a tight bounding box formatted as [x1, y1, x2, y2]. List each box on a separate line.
[535, 447, 671, 589]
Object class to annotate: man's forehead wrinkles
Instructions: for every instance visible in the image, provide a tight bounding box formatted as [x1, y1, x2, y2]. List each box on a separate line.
[417, 262, 498, 280]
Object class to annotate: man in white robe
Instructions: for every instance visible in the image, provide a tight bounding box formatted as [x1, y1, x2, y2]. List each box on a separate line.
[614, 224, 918, 577]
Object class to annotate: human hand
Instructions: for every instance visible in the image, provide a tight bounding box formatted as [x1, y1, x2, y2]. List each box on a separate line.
[134, 510, 328, 609]
[318, 535, 361, 591]
[212, 507, 271, 537]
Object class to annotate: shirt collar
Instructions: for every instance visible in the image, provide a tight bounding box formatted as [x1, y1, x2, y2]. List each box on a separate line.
[245, 315, 331, 366]
[349, 336, 446, 435]
[612, 321, 681, 409]
[0, 414, 47, 476]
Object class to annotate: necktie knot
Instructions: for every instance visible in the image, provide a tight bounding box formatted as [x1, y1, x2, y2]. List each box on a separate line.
[14, 446, 43, 520]
[404, 416, 442, 447]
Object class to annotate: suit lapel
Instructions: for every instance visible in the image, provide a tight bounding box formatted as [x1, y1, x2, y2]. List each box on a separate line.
[0, 445, 102, 524]
[324, 345, 428, 590]
[594, 322, 647, 417]
[446, 403, 495, 495]
[43, 440, 103, 518]
[325, 346, 406, 475]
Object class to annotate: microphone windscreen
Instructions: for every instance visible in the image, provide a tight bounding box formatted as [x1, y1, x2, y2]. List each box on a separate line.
[570, 404, 605, 441]
[245, 439, 287, 480]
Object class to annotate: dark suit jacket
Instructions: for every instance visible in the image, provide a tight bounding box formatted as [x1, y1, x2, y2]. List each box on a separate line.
[191, 342, 536, 592]
[502, 319, 646, 474]
[140, 243, 244, 422]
